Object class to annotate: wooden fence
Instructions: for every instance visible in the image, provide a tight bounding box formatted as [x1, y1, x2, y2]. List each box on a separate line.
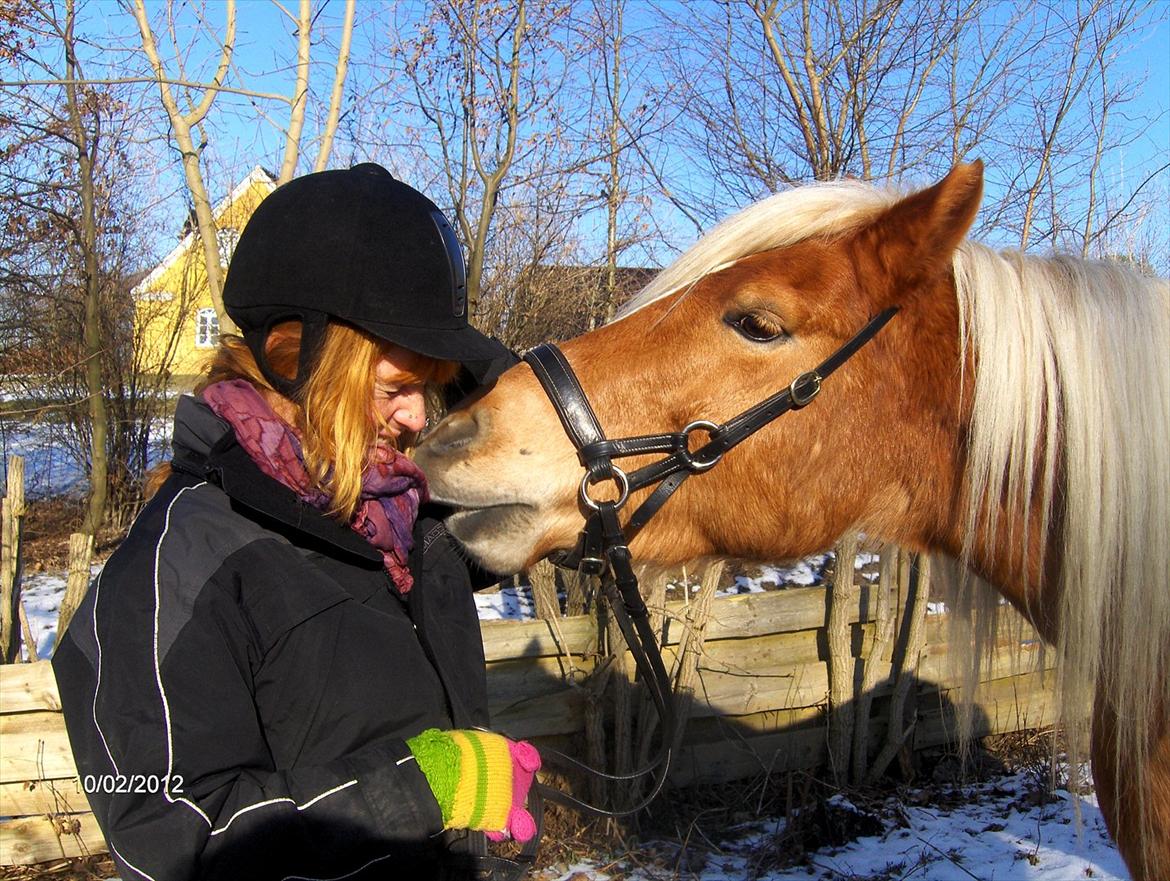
[0, 562, 1057, 866]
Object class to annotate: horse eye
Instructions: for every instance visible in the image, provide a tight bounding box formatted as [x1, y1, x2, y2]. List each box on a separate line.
[727, 311, 786, 343]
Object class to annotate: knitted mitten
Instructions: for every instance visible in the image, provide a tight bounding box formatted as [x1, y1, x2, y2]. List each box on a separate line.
[406, 728, 541, 842]
[485, 739, 541, 843]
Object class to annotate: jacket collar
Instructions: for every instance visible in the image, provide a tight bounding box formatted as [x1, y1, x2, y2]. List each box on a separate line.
[171, 395, 383, 565]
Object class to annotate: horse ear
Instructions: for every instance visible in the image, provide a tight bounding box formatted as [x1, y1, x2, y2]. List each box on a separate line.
[867, 161, 984, 289]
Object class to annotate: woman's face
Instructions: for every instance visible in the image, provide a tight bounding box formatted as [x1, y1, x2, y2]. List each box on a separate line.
[373, 344, 428, 446]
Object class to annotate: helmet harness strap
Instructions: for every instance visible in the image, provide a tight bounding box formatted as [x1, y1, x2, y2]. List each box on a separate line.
[243, 310, 330, 401]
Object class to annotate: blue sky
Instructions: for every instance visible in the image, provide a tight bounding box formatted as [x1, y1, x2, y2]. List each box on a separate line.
[50, 0, 1170, 270]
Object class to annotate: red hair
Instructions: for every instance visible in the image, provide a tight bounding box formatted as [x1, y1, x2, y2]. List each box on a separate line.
[146, 321, 458, 518]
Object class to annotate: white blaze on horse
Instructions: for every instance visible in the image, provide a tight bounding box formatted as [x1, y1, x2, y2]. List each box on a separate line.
[415, 163, 1169, 880]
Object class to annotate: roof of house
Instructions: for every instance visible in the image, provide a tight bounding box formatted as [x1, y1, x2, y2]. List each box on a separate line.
[131, 166, 277, 297]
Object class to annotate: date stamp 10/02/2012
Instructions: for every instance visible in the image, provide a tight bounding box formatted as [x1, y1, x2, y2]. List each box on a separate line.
[82, 773, 185, 795]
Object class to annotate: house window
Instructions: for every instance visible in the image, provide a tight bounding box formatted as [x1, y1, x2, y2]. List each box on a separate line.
[195, 308, 220, 348]
[216, 228, 240, 265]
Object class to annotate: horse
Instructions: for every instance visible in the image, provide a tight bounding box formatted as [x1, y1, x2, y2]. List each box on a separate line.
[414, 162, 1169, 880]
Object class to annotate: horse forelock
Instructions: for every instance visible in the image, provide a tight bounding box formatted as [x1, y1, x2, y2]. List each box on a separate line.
[615, 180, 899, 321]
[953, 242, 1169, 869]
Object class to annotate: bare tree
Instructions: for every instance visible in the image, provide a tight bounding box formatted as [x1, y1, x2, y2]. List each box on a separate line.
[2, 0, 175, 532]
[576, 0, 668, 325]
[128, 0, 357, 331]
[129, 0, 238, 333]
[655, 0, 1167, 258]
[393, 0, 582, 323]
[1010, 0, 1161, 252]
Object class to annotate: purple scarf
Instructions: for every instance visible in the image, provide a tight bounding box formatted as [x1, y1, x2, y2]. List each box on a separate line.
[201, 379, 427, 593]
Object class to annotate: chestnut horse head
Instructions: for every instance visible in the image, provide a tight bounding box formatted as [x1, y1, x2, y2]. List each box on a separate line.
[416, 162, 1169, 879]
[420, 163, 989, 572]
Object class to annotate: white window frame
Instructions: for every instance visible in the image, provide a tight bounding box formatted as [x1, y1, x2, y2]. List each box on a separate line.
[195, 308, 220, 348]
[216, 228, 240, 265]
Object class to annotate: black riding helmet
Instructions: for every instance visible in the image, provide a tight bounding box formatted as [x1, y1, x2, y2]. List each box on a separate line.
[222, 163, 515, 398]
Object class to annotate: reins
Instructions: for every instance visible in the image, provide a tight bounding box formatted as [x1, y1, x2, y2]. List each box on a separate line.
[517, 306, 899, 823]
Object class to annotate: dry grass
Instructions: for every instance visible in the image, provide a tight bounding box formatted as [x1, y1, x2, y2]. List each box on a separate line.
[524, 727, 1074, 880]
[18, 498, 121, 574]
[0, 857, 116, 881]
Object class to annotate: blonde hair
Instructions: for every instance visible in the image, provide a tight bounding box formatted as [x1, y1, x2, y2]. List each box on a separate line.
[147, 321, 458, 518]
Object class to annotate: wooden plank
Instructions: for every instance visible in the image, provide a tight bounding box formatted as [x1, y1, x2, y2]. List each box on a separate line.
[485, 655, 594, 701]
[914, 671, 1060, 750]
[478, 584, 887, 661]
[689, 657, 831, 717]
[917, 641, 1054, 691]
[0, 661, 60, 713]
[480, 615, 598, 661]
[0, 812, 107, 865]
[670, 727, 829, 786]
[0, 728, 78, 785]
[700, 627, 841, 671]
[486, 654, 590, 738]
[668, 583, 882, 645]
[679, 705, 826, 743]
[489, 688, 584, 739]
[0, 777, 90, 819]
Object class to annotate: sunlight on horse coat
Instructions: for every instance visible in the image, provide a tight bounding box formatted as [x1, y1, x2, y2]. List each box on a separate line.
[416, 163, 1169, 880]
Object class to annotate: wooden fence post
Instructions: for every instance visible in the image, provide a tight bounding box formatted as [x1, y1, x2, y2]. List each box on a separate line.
[564, 568, 589, 617]
[527, 560, 561, 620]
[57, 532, 95, 640]
[1, 455, 27, 663]
[827, 533, 860, 785]
[634, 567, 670, 769]
[852, 544, 897, 783]
[669, 559, 724, 756]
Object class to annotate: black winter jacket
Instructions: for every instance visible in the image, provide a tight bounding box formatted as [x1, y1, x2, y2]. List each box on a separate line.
[53, 396, 491, 880]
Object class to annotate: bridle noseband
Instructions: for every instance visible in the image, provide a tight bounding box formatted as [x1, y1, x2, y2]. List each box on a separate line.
[519, 306, 899, 820]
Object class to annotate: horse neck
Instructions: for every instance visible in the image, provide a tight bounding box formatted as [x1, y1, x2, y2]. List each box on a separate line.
[889, 256, 1062, 640]
[934, 486, 1062, 641]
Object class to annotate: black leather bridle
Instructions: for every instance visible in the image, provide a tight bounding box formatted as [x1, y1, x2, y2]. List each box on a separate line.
[518, 305, 900, 822]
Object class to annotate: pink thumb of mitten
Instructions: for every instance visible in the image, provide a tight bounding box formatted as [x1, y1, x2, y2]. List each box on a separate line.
[485, 739, 541, 842]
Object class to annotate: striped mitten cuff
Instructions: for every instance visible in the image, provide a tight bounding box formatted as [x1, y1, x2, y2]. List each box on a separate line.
[406, 728, 539, 840]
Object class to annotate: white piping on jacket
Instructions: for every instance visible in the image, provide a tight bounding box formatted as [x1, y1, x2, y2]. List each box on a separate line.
[91, 480, 364, 873]
[210, 780, 359, 835]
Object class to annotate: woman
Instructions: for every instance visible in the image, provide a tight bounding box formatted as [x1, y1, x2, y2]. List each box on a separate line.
[52, 164, 538, 880]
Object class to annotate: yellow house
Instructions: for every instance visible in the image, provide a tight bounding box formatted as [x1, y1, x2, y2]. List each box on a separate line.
[133, 166, 277, 385]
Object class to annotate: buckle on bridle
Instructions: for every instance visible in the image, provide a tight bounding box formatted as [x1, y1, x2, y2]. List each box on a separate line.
[789, 370, 822, 407]
[580, 466, 630, 511]
[677, 420, 723, 472]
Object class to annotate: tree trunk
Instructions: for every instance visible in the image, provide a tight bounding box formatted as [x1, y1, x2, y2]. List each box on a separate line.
[278, 0, 312, 184]
[313, 0, 356, 173]
[63, 0, 108, 536]
[131, 0, 239, 335]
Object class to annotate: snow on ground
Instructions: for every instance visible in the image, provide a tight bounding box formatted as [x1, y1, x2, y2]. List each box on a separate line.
[476, 583, 539, 620]
[537, 771, 1129, 880]
[1, 416, 172, 499]
[20, 566, 104, 660]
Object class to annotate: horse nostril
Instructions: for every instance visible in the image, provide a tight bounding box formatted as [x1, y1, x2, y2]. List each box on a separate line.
[426, 410, 480, 454]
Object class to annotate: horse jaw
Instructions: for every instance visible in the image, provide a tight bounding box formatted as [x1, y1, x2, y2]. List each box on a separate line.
[414, 364, 582, 574]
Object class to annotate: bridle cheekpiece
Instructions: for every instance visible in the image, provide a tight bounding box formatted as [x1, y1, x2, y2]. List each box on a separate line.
[518, 305, 899, 819]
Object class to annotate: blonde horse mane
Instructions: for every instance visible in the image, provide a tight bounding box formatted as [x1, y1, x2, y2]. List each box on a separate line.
[617, 180, 899, 318]
[952, 244, 1169, 847]
[622, 178, 1169, 859]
